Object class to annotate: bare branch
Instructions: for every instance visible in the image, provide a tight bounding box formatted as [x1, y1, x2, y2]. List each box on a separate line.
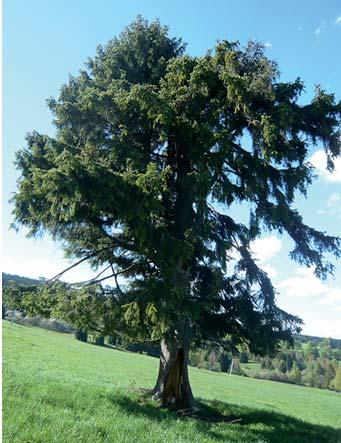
[111, 264, 123, 295]
[47, 246, 115, 283]
[48, 253, 97, 282]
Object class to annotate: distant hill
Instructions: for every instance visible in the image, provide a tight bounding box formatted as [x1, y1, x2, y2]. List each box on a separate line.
[2, 272, 44, 287]
[295, 334, 341, 349]
[2, 272, 341, 346]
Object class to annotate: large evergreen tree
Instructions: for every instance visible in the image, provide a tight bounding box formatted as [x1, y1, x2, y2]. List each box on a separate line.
[12, 18, 340, 409]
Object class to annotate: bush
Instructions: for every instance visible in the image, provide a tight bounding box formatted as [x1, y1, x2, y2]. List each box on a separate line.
[219, 352, 231, 373]
[239, 352, 249, 363]
[332, 367, 341, 392]
[260, 370, 288, 383]
[232, 358, 242, 375]
[94, 336, 105, 346]
[75, 330, 88, 342]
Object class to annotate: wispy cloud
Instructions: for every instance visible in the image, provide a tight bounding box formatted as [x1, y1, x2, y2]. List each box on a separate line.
[278, 268, 326, 297]
[310, 150, 341, 183]
[227, 235, 282, 278]
[326, 193, 341, 219]
[264, 42, 272, 48]
[327, 192, 341, 208]
[314, 15, 341, 35]
[317, 193, 341, 219]
[251, 235, 282, 278]
[251, 236, 282, 264]
[262, 264, 278, 278]
[315, 20, 326, 36]
[278, 267, 341, 308]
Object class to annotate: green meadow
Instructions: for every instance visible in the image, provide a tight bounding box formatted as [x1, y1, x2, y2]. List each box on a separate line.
[3, 321, 341, 442]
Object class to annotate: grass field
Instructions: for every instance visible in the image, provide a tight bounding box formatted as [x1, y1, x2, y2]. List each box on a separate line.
[3, 321, 341, 443]
[240, 361, 262, 372]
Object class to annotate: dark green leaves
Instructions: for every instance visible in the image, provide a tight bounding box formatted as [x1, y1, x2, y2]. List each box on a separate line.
[12, 18, 340, 353]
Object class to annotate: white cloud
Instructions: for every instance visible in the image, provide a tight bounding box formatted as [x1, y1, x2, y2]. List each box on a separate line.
[327, 193, 341, 218]
[319, 288, 341, 305]
[315, 21, 326, 36]
[251, 236, 282, 264]
[264, 42, 272, 48]
[262, 264, 278, 278]
[317, 193, 341, 219]
[251, 235, 282, 278]
[227, 235, 282, 278]
[278, 267, 326, 297]
[327, 192, 341, 207]
[227, 247, 241, 261]
[310, 150, 341, 182]
[278, 267, 341, 308]
[336, 15, 341, 26]
[303, 319, 341, 338]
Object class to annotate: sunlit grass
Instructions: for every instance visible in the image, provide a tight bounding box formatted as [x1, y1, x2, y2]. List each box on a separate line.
[3, 321, 341, 442]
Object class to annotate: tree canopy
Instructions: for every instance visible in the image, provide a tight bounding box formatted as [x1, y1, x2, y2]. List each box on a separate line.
[12, 18, 341, 359]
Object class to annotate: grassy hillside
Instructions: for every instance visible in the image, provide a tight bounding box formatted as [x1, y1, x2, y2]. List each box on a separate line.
[3, 321, 341, 443]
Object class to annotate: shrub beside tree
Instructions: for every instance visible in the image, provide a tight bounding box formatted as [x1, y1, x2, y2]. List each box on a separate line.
[75, 330, 88, 342]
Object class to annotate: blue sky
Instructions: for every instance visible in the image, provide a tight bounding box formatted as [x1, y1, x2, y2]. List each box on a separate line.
[3, 0, 341, 337]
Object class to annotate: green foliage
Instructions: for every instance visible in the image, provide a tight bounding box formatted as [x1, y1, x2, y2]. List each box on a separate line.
[2, 281, 37, 314]
[219, 352, 231, 372]
[11, 17, 341, 355]
[94, 336, 105, 346]
[331, 367, 341, 392]
[287, 362, 302, 384]
[75, 330, 88, 342]
[239, 352, 249, 363]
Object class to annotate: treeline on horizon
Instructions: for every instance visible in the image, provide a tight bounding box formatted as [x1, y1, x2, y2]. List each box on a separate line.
[2, 272, 341, 393]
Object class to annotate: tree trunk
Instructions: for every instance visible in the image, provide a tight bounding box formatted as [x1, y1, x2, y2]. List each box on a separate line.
[152, 318, 195, 410]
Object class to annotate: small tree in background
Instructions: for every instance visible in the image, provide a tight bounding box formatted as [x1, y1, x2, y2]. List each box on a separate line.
[219, 352, 231, 373]
[239, 351, 249, 364]
[287, 362, 301, 384]
[75, 330, 88, 342]
[12, 18, 340, 409]
[94, 336, 105, 346]
[2, 281, 37, 317]
[330, 366, 341, 392]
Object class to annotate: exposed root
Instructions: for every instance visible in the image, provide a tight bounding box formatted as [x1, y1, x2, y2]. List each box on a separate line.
[130, 387, 242, 422]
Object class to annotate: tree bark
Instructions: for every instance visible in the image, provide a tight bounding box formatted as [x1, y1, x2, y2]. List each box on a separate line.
[152, 318, 195, 409]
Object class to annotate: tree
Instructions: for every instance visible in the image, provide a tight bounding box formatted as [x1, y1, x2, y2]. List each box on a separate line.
[75, 330, 88, 342]
[219, 351, 231, 372]
[239, 351, 249, 363]
[94, 335, 105, 346]
[12, 18, 340, 409]
[287, 362, 301, 384]
[2, 281, 37, 316]
[277, 359, 287, 374]
[331, 366, 341, 392]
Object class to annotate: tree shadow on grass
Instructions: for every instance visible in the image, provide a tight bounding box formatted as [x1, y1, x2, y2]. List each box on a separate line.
[107, 390, 341, 443]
